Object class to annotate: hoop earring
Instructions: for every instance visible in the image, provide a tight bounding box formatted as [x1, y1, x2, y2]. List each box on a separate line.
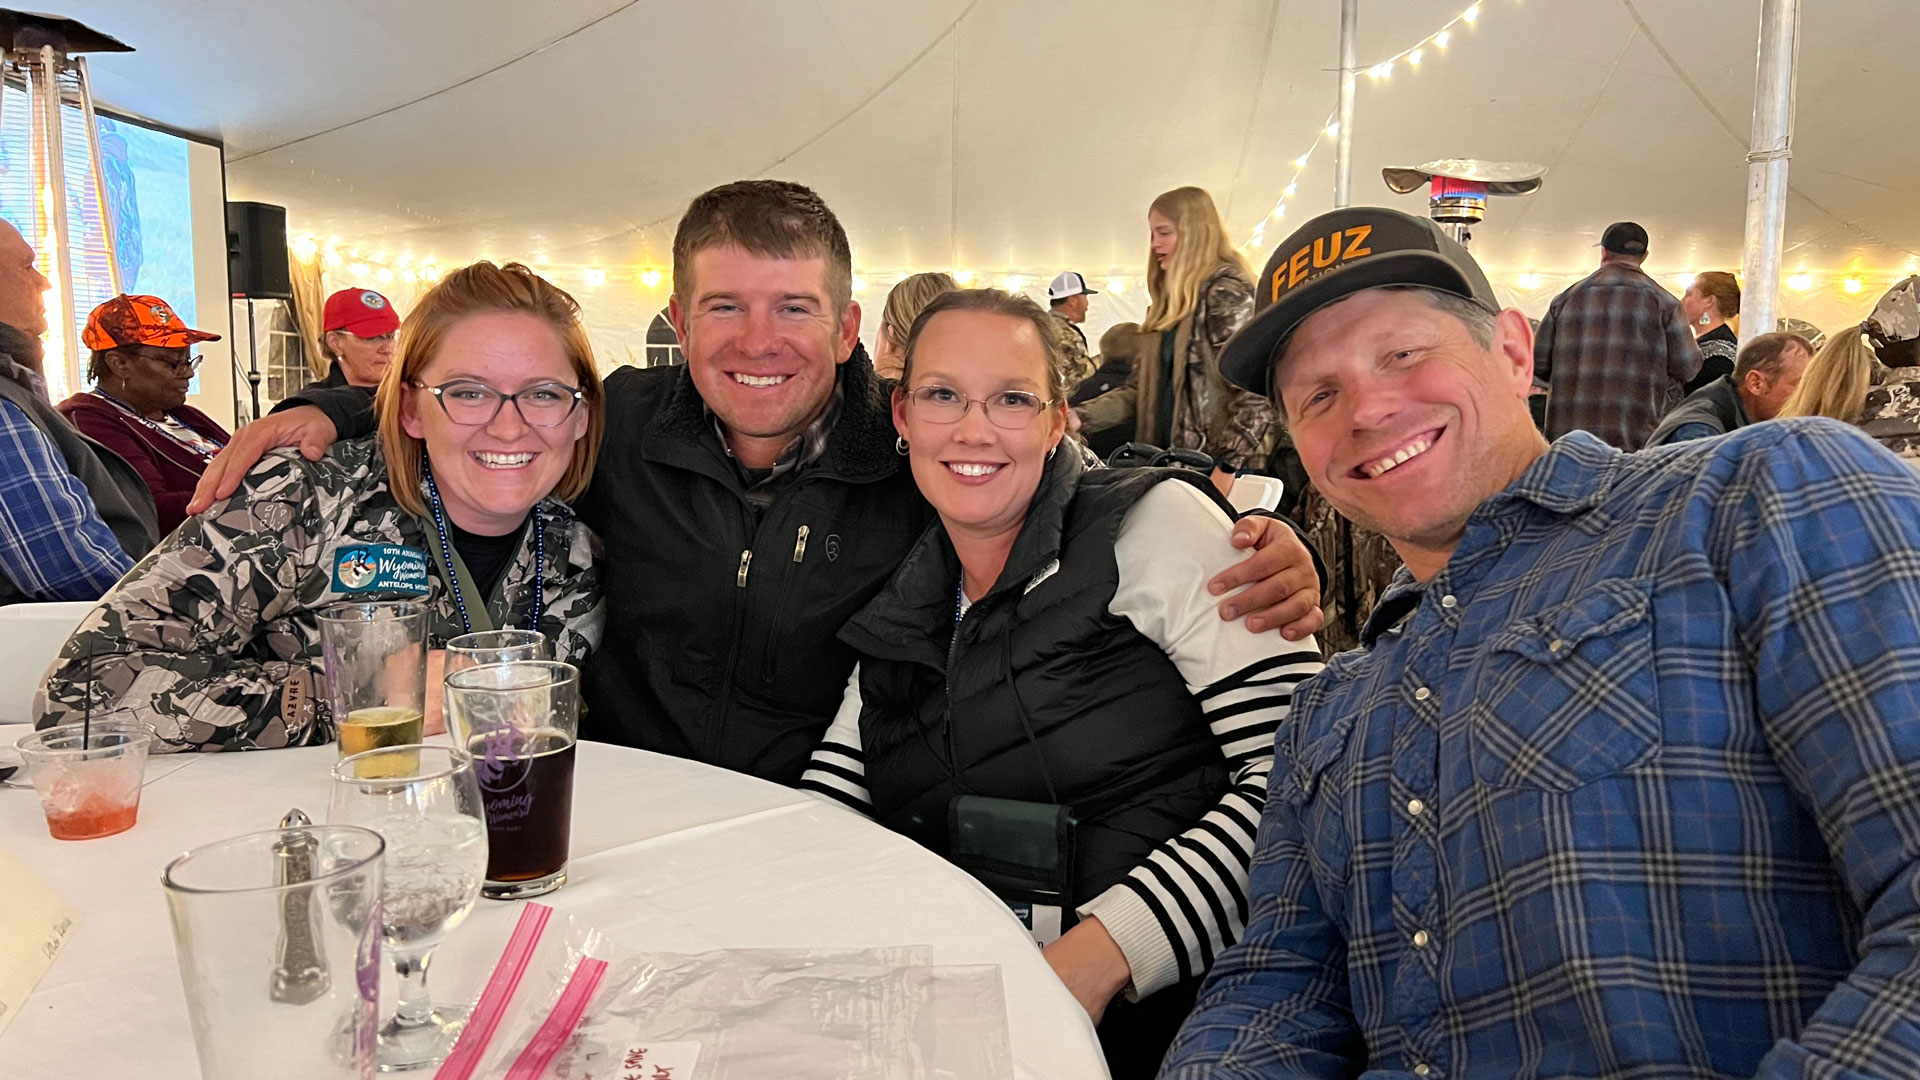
[895, 436, 909, 455]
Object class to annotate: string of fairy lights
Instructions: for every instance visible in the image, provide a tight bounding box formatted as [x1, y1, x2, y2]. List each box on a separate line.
[1239, 2, 1489, 257]
[291, 0, 1915, 315]
[1232, 0, 1916, 303]
[290, 235, 1153, 302]
[1501, 259, 1920, 300]
[290, 233, 1912, 320]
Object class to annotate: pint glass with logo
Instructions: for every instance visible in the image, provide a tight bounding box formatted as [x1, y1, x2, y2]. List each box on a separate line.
[443, 661, 578, 899]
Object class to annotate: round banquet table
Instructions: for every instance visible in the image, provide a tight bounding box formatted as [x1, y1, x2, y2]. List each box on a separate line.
[0, 740, 1110, 1079]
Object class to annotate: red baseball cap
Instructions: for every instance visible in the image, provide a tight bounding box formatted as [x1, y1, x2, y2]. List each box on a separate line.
[323, 288, 401, 337]
[81, 294, 221, 350]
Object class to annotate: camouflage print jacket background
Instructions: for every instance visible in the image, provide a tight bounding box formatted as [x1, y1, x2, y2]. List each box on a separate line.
[1859, 367, 1920, 468]
[36, 436, 603, 751]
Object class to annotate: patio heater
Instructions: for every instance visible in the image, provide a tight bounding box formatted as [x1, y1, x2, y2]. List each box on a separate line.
[1381, 158, 1547, 248]
[0, 10, 130, 401]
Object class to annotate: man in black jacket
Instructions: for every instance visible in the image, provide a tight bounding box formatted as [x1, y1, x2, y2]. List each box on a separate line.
[192, 181, 1324, 783]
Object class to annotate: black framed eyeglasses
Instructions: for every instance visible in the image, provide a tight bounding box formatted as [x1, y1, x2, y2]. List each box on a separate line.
[905, 384, 1054, 429]
[411, 379, 584, 428]
[119, 347, 202, 374]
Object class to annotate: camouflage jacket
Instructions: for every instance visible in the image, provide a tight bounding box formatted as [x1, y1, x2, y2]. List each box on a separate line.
[36, 437, 603, 751]
[1048, 311, 1097, 387]
[1080, 264, 1279, 469]
[1298, 487, 1404, 654]
[1859, 368, 1920, 466]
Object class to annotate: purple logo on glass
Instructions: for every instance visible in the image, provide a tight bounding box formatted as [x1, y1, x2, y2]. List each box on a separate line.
[473, 727, 531, 794]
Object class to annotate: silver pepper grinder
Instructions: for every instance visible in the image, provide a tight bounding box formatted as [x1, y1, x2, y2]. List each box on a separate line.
[270, 808, 331, 1004]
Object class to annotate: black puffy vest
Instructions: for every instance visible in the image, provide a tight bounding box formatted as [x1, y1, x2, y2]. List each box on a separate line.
[838, 452, 1230, 907]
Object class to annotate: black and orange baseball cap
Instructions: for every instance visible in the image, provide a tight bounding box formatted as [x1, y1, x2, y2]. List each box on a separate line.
[324, 288, 401, 337]
[82, 294, 221, 350]
[1219, 206, 1497, 394]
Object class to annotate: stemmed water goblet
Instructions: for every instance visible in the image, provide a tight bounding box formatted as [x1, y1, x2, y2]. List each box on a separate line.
[328, 745, 487, 1071]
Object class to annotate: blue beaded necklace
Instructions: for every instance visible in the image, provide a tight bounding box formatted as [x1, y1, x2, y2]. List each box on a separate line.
[421, 460, 545, 636]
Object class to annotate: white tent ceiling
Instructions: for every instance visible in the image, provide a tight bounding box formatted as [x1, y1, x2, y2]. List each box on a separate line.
[55, 0, 1920, 355]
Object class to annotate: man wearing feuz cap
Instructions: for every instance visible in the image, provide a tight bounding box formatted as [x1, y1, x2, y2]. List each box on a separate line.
[1161, 206, 1920, 1078]
[310, 287, 400, 390]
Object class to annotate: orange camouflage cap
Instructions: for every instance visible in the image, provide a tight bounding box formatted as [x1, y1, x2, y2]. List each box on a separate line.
[81, 294, 222, 350]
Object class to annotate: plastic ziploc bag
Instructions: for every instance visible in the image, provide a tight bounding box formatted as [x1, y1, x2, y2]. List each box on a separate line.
[435, 903, 610, 1080]
[559, 949, 1012, 1080]
[438, 905, 1013, 1080]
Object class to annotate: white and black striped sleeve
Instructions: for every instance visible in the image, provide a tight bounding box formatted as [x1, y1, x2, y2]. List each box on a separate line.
[1080, 479, 1326, 1000]
[797, 665, 874, 814]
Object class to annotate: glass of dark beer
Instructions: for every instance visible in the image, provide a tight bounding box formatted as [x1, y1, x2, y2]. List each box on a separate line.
[443, 660, 579, 899]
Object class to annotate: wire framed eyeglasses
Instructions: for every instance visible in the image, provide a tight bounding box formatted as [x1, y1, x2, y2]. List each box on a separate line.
[904, 384, 1053, 429]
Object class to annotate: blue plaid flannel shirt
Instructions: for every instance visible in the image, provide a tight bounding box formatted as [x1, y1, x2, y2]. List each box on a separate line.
[0, 397, 134, 600]
[1161, 421, 1920, 1080]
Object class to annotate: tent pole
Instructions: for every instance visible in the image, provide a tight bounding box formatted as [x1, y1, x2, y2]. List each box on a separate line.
[1739, 0, 1799, 338]
[1334, 0, 1357, 208]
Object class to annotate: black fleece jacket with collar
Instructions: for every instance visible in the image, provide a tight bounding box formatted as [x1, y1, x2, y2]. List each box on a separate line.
[572, 347, 933, 781]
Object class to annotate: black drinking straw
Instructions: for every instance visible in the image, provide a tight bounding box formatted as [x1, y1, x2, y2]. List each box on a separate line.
[83, 641, 94, 749]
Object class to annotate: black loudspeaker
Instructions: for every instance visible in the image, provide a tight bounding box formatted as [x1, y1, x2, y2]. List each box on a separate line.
[226, 201, 293, 300]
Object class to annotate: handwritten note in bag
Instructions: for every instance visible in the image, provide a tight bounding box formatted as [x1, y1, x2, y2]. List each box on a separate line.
[618, 1041, 701, 1079]
[0, 843, 81, 1035]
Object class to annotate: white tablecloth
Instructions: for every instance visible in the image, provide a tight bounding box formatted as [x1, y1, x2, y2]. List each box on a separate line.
[0, 741, 1109, 1079]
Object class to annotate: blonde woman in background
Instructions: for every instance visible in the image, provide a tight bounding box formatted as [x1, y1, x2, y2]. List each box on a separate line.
[872, 271, 958, 382]
[1776, 323, 1877, 428]
[1077, 187, 1275, 496]
[1776, 278, 1920, 468]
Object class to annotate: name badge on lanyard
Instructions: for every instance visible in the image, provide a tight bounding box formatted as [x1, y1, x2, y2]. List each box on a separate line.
[332, 544, 430, 593]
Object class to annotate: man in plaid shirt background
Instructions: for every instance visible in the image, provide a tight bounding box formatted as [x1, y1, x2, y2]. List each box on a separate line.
[1162, 205, 1920, 1079]
[1533, 222, 1703, 451]
[0, 218, 157, 605]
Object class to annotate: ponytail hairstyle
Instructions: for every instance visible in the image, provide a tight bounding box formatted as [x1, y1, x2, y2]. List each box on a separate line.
[1776, 321, 1874, 424]
[879, 272, 960, 356]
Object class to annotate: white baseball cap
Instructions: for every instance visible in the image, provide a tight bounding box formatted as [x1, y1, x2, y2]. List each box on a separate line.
[1046, 271, 1100, 300]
